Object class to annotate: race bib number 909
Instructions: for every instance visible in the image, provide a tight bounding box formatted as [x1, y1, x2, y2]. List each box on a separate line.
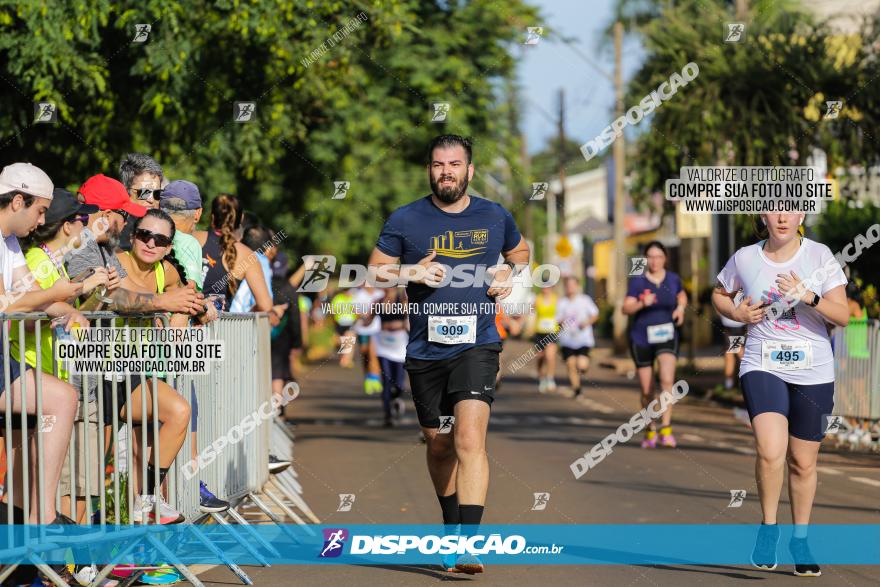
[428, 315, 477, 345]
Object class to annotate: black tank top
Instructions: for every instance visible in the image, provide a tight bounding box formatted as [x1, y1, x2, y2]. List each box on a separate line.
[202, 230, 234, 308]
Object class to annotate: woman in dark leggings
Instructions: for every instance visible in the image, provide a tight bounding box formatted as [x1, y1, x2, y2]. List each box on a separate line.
[622, 241, 687, 448]
[373, 288, 409, 427]
[713, 212, 848, 577]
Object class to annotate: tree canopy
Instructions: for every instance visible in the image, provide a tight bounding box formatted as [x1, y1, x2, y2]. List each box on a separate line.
[0, 0, 539, 262]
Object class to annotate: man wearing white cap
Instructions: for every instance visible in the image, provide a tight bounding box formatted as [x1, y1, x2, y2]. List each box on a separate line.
[0, 161, 91, 523]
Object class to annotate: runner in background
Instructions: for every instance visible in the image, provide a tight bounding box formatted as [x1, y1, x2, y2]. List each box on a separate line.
[555, 276, 599, 398]
[622, 241, 687, 449]
[533, 285, 559, 393]
[330, 286, 357, 368]
[713, 212, 848, 577]
[353, 284, 384, 394]
[374, 287, 409, 427]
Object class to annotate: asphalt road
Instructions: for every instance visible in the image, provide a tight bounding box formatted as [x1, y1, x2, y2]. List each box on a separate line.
[200, 339, 879, 586]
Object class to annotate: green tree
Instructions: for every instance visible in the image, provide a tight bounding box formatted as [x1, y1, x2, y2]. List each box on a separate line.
[1, 0, 540, 262]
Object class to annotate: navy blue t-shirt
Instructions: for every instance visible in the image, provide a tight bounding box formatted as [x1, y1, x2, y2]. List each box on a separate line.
[626, 272, 683, 347]
[376, 195, 522, 360]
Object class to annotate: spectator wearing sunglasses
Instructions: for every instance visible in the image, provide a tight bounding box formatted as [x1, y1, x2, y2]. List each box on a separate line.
[112, 208, 216, 524]
[67, 175, 203, 316]
[118, 153, 164, 251]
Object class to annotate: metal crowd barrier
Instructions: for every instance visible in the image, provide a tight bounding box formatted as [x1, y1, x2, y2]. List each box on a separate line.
[0, 311, 314, 586]
[832, 318, 880, 420]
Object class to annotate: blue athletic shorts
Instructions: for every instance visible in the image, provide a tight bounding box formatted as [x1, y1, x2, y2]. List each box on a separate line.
[739, 371, 835, 442]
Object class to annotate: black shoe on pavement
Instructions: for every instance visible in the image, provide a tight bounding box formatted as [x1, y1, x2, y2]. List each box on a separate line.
[789, 537, 821, 577]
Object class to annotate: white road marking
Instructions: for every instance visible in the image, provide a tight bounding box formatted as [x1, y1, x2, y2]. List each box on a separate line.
[817, 466, 842, 476]
[850, 476, 880, 487]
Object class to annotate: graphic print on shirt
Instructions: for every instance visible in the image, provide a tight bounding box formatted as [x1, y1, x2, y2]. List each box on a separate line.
[430, 229, 489, 259]
[763, 287, 799, 331]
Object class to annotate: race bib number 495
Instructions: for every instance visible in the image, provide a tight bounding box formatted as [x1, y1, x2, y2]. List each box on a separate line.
[762, 341, 812, 371]
[428, 315, 477, 345]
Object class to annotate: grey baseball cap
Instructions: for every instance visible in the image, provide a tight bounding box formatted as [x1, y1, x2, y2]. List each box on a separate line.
[0, 162, 54, 200]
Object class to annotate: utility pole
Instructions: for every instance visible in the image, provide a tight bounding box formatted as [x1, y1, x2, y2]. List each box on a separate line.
[557, 88, 567, 230]
[611, 21, 628, 353]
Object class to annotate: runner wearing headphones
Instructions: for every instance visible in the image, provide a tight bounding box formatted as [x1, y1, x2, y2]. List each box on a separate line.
[622, 241, 687, 448]
[713, 212, 848, 577]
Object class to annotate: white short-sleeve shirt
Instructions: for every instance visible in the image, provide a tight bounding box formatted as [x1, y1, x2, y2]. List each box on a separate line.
[556, 293, 599, 349]
[716, 238, 847, 384]
[0, 230, 28, 292]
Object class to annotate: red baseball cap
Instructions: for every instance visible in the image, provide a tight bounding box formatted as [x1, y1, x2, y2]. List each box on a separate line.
[78, 174, 147, 217]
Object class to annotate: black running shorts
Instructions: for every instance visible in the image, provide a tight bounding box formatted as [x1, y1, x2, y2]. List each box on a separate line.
[404, 343, 502, 429]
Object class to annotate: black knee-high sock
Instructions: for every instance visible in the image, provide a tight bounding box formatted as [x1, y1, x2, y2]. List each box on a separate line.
[459, 504, 484, 536]
[145, 464, 169, 494]
[438, 493, 459, 523]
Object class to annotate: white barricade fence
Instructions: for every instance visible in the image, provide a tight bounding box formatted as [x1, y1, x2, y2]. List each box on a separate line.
[0, 311, 307, 586]
[831, 318, 880, 448]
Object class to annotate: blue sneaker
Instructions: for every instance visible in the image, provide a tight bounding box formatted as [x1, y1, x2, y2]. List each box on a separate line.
[750, 523, 779, 570]
[440, 553, 457, 571]
[199, 481, 230, 513]
[454, 553, 484, 574]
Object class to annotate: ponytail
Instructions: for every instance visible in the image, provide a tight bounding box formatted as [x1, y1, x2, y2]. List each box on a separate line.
[211, 194, 242, 297]
[164, 247, 190, 288]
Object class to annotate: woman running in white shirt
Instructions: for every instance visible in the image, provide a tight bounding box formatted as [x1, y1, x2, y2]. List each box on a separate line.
[713, 212, 848, 577]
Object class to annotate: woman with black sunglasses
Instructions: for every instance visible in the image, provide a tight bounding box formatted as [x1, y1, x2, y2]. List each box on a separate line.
[111, 208, 216, 524]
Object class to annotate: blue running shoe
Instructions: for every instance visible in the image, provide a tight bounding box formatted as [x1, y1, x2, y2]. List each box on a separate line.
[454, 553, 484, 574]
[751, 523, 779, 570]
[199, 481, 230, 513]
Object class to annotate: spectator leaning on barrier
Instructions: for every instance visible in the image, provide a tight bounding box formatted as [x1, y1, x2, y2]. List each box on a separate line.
[113, 207, 218, 524]
[0, 162, 89, 524]
[69, 174, 204, 316]
[117, 153, 163, 253]
[14, 188, 122, 523]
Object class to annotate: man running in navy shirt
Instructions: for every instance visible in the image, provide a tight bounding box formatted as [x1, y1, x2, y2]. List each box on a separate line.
[369, 135, 530, 574]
